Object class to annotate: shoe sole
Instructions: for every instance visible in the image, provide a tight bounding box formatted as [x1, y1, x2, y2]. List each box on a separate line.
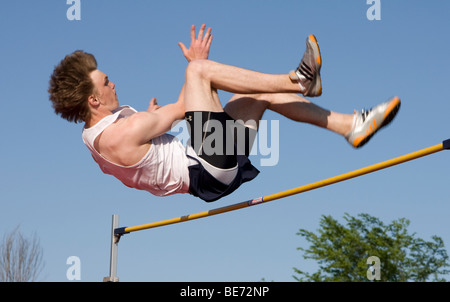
[352, 96, 401, 148]
[308, 35, 322, 67]
[307, 35, 322, 96]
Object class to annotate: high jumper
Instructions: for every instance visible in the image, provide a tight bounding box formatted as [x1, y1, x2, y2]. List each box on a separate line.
[48, 24, 400, 202]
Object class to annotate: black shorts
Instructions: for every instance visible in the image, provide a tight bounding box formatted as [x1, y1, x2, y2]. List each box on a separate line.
[185, 111, 260, 202]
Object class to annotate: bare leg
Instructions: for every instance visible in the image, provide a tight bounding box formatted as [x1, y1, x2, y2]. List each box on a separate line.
[183, 59, 352, 135]
[184, 60, 301, 112]
[224, 93, 354, 136]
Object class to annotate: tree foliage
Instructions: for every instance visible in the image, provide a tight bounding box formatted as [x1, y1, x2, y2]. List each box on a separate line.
[294, 213, 450, 282]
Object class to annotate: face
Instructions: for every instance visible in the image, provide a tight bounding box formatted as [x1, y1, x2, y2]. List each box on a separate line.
[89, 69, 119, 110]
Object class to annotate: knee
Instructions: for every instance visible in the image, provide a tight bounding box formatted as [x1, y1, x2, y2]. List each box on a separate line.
[185, 59, 211, 81]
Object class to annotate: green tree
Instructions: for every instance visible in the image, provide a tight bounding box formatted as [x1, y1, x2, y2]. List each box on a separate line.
[294, 213, 450, 282]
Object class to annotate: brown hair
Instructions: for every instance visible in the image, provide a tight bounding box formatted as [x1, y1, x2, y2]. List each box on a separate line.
[48, 50, 98, 123]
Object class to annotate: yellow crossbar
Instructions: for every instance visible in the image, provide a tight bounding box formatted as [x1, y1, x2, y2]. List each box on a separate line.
[115, 140, 448, 236]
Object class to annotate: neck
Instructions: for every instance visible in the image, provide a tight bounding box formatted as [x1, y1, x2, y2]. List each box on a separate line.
[85, 109, 113, 128]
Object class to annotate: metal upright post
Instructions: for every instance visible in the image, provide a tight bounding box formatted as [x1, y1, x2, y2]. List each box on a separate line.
[103, 214, 120, 282]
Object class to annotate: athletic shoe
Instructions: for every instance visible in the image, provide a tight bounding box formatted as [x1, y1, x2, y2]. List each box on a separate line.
[289, 35, 322, 97]
[346, 96, 401, 148]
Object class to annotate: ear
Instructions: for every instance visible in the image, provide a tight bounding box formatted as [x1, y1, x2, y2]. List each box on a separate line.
[87, 95, 99, 107]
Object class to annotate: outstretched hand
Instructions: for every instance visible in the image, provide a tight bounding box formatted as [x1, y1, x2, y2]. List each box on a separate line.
[178, 24, 213, 62]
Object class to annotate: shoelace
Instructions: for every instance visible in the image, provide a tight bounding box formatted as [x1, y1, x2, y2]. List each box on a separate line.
[354, 108, 372, 123]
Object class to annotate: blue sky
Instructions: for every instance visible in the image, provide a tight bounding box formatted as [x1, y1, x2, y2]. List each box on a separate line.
[1, 0, 449, 282]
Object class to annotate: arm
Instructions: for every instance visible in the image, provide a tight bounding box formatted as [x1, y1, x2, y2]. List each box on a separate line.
[95, 101, 185, 167]
[126, 85, 186, 145]
[94, 25, 213, 166]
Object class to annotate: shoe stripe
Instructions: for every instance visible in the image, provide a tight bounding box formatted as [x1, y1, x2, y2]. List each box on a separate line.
[298, 63, 314, 81]
[298, 69, 313, 81]
[299, 67, 313, 78]
[301, 61, 313, 73]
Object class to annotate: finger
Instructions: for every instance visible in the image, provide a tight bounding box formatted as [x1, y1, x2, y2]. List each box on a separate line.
[190, 24, 196, 42]
[198, 24, 206, 41]
[178, 42, 188, 54]
[203, 27, 212, 44]
[206, 34, 213, 49]
[178, 42, 191, 61]
[147, 97, 158, 112]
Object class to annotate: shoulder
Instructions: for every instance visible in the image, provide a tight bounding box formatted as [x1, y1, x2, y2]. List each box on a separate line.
[95, 116, 153, 166]
[123, 111, 160, 138]
[102, 112, 151, 145]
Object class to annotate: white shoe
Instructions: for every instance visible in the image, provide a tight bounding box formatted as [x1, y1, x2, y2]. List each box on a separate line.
[289, 35, 322, 97]
[346, 97, 401, 148]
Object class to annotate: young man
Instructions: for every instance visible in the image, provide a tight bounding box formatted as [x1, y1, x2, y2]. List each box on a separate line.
[48, 24, 400, 202]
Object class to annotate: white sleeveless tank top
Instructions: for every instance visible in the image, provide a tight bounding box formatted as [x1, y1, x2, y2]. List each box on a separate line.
[82, 106, 191, 197]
